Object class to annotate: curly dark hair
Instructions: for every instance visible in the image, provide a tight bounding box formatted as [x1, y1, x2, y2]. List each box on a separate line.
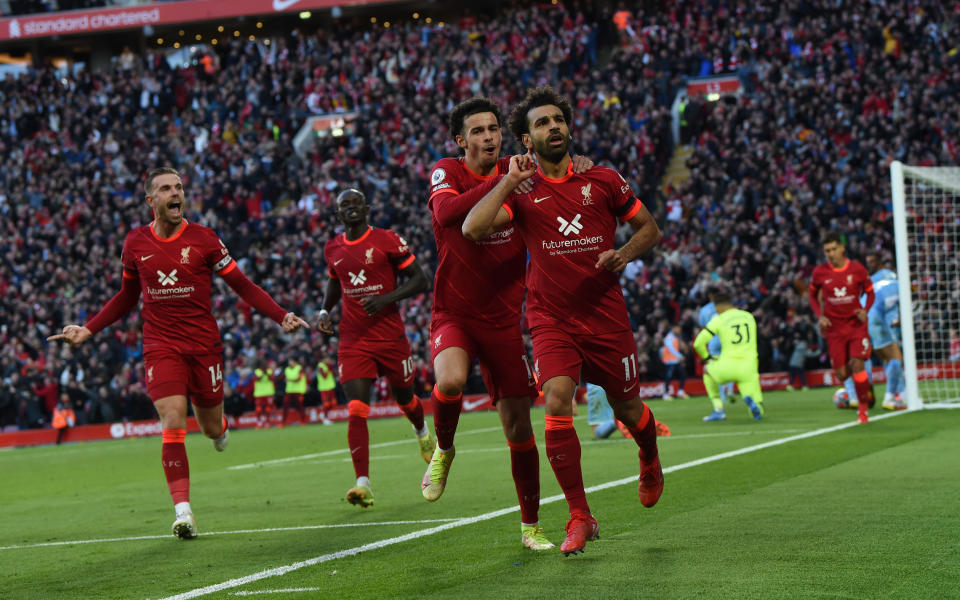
[508, 85, 574, 143]
[449, 97, 502, 142]
[821, 230, 845, 246]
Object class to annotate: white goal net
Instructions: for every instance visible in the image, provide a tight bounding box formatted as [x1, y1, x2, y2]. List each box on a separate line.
[890, 162, 960, 409]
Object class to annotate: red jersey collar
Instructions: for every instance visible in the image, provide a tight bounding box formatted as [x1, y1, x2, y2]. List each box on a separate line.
[462, 159, 500, 181]
[537, 160, 574, 183]
[829, 258, 850, 272]
[343, 226, 372, 245]
[150, 219, 188, 242]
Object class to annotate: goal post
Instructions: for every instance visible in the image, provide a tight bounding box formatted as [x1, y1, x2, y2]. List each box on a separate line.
[890, 161, 960, 410]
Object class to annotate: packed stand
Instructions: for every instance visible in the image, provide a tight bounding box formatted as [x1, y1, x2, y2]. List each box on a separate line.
[2, 0, 958, 429]
[1, 0, 110, 17]
[622, 0, 959, 376]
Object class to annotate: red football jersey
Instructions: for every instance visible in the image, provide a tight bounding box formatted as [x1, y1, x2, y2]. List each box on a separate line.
[428, 156, 526, 324]
[121, 220, 236, 355]
[809, 259, 874, 327]
[324, 226, 415, 343]
[503, 163, 642, 335]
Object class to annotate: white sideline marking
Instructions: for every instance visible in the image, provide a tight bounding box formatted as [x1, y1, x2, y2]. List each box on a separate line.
[158, 507, 519, 600]
[0, 520, 458, 552]
[159, 411, 910, 600]
[228, 426, 503, 470]
[231, 426, 805, 470]
[306, 431, 810, 466]
[588, 411, 906, 492]
[233, 589, 320, 596]
[605, 428, 807, 441]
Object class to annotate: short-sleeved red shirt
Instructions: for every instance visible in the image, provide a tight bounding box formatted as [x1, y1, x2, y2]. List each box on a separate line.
[323, 226, 414, 343]
[121, 220, 235, 355]
[428, 156, 526, 324]
[503, 164, 642, 335]
[810, 259, 874, 330]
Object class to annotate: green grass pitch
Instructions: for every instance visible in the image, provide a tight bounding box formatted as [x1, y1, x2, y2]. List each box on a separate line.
[2, 388, 959, 599]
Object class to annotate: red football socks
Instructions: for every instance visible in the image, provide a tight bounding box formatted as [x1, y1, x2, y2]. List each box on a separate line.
[544, 415, 589, 515]
[161, 428, 190, 504]
[853, 370, 872, 417]
[432, 388, 462, 450]
[508, 435, 541, 524]
[625, 402, 659, 462]
[399, 395, 425, 431]
[347, 400, 370, 478]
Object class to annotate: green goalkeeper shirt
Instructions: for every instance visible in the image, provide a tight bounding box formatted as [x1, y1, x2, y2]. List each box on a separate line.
[693, 308, 758, 361]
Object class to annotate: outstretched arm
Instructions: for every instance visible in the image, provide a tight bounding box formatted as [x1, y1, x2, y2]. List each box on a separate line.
[462, 153, 535, 240]
[596, 203, 662, 272]
[220, 267, 308, 332]
[359, 257, 429, 316]
[47, 274, 142, 345]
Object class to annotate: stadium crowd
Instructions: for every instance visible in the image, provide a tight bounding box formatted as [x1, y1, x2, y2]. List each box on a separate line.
[1, 0, 958, 429]
[1, 0, 107, 16]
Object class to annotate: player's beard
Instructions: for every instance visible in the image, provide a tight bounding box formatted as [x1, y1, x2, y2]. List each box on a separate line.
[158, 200, 183, 226]
[533, 131, 571, 164]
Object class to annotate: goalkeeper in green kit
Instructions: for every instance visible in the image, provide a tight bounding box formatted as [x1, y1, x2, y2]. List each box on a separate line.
[692, 291, 765, 422]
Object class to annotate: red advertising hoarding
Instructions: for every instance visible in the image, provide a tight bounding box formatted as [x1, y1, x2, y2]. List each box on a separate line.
[0, 0, 399, 41]
[3, 364, 957, 448]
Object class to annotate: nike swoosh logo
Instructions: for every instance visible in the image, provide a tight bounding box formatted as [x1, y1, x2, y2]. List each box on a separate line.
[211, 385, 221, 393]
[623, 382, 637, 393]
[533, 196, 551, 203]
[141, 254, 154, 261]
[334, 259, 343, 265]
[272, 0, 301, 10]
[462, 397, 489, 411]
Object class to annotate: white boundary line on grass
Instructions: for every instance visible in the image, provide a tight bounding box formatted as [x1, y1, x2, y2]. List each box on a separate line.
[228, 426, 504, 470]
[615, 428, 807, 441]
[0, 520, 459, 552]
[232, 589, 320, 596]
[1, 429, 811, 552]
[249, 429, 816, 469]
[247, 429, 815, 469]
[159, 410, 910, 600]
[231, 427, 808, 470]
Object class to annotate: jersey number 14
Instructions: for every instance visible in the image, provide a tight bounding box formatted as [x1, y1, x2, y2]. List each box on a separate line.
[207, 363, 223, 387]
